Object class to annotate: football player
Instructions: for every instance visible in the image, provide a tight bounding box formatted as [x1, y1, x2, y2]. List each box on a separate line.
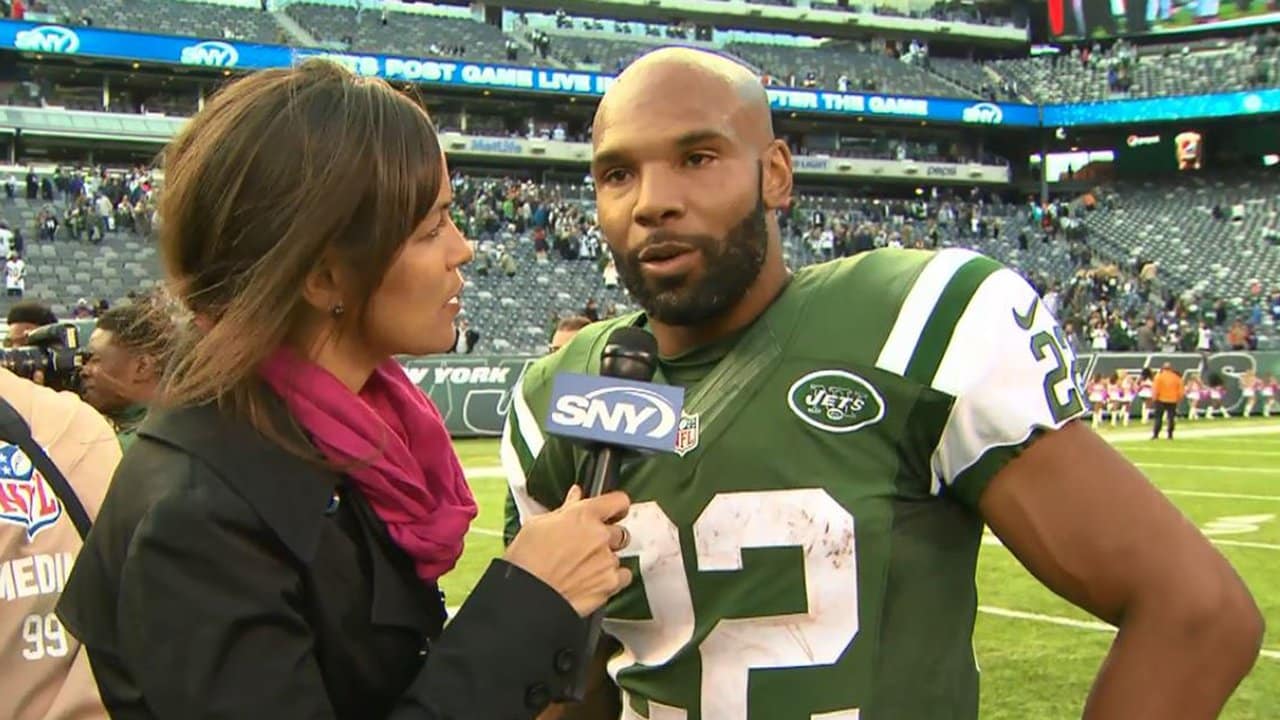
[503, 48, 1263, 720]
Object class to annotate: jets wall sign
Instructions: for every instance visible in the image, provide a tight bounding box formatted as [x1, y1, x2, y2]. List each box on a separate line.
[400, 352, 1280, 438]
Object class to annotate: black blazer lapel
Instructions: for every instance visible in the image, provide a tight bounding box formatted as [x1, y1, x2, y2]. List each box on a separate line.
[344, 486, 446, 638]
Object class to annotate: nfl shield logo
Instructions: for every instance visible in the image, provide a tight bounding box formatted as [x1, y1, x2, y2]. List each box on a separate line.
[674, 412, 700, 457]
[0, 443, 63, 542]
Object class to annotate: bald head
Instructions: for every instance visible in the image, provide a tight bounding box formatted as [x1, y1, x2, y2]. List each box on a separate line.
[586, 46, 794, 342]
[594, 47, 774, 149]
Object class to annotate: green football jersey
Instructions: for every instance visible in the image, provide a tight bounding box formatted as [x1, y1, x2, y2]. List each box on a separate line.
[502, 248, 1088, 720]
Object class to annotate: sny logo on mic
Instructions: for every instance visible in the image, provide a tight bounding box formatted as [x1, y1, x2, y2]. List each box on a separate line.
[545, 373, 685, 453]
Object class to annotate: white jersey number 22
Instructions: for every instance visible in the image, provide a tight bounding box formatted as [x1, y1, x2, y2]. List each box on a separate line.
[606, 489, 861, 720]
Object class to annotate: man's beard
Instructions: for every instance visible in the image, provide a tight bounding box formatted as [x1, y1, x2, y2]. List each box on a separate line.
[613, 172, 768, 327]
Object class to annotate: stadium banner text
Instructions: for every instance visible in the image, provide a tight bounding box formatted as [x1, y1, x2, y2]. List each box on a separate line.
[5, 22, 1276, 129]
[0, 20, 1041, 126]
[408, 351, 1280, 438]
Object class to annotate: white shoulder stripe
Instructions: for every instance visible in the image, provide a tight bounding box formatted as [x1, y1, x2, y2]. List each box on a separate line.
[875, 248, 980, 376]
[510, 377, 545, 458]
[500, 413, 551, 522]
[931, 268, 1031, 396]
[929, 267, 1078, 493]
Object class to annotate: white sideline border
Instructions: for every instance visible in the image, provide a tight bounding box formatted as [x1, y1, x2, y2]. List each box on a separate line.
[1104, 424, 1280, 444]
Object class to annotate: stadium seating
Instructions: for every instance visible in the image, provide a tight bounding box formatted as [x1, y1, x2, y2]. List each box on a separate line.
[540, 33, 669, 74]
[927, 57, 1019, 101]
[725, 41, 973, 98]
[988, 39, 1280, 104]
[1076, 173, 1280, 301]
[284, 3, 509, 62]
[0, 196, 161, 319]
[44, 0, 282, 44]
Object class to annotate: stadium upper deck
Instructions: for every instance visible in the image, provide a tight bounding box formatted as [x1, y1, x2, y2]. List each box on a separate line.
[6, 0, 1276, 111]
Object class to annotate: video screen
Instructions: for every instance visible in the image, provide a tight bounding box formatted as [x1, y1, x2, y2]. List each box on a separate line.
[1175, 130, 1204, 169]
[1048, 0, 1280, 40]
[1114, 129, 1205, 175]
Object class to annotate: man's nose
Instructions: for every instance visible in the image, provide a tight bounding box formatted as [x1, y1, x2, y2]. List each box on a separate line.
[631, 169, 685, 229]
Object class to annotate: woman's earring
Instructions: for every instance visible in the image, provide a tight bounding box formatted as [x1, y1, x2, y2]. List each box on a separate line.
[330, 302, 345, 318]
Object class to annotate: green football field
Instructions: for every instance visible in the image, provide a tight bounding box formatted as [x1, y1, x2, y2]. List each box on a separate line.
[441, 418, 1280, 719]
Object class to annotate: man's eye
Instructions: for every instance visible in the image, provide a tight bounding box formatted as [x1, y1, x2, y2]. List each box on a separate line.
[601, 169, 631, 184]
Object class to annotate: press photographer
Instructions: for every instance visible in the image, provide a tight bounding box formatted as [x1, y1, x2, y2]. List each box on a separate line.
[0, 366, 120, 720]
[80, 300, 171, 449]
[0, 316, 84, 393]
[5, 302, 58, 348]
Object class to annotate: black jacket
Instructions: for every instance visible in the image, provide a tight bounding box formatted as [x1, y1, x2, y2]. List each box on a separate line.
[56, 402, 588, 719]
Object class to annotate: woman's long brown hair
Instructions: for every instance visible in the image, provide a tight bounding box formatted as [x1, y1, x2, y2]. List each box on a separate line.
[156, 59, 444, 455]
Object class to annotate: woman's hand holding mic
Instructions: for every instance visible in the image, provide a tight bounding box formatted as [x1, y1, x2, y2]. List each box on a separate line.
[502, 486, 633, 617]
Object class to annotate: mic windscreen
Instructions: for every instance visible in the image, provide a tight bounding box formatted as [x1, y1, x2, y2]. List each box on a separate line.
[601, 327, 658, 382]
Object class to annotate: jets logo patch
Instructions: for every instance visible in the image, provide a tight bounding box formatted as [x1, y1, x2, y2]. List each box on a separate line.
[787, 370, 886, 434]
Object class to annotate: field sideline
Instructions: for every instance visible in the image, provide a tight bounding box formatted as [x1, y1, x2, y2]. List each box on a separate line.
[443, 419, 1280, 719]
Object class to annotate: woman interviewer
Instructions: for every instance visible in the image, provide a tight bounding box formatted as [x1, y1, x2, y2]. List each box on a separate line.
[56, 59, 632, 719]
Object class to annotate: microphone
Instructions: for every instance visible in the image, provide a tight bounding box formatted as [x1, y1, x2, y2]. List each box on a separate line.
[543, 326, 683, 702]
[583, 327, 660, 499]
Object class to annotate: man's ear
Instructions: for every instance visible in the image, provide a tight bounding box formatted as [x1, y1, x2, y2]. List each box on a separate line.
[762, 139, 794, 212]
[133, 353, 158, 384]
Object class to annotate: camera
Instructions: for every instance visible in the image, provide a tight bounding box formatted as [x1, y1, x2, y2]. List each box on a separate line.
[0, 323, 83, 390]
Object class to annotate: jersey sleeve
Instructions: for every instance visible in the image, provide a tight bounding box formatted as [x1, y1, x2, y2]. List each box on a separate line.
[499, 360, 580, 547]
[920, 261, 1087, 508]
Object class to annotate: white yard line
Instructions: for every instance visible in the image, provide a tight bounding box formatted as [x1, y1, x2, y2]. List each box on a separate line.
[1121, 447, 1280, 457]
[1211, 538, 1280, 551]
[977, 605, 1116, 632]
[465, 467, 506, 480]
[469, 527, 502, 538]
[985, 528, 1280, 552]
[1133, 462, 1280, 474]
[1162, 489, 1280, 501]
[976, 606, 1280, 661]
[1106, 424, 1280, 443]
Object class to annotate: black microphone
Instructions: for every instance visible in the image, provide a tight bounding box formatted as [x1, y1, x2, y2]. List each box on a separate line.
[581, 326, 660, 498]
[567, 326, 658, 701]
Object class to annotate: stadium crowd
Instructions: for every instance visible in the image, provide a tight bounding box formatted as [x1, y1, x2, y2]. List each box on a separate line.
[0, 161, 1276, 358]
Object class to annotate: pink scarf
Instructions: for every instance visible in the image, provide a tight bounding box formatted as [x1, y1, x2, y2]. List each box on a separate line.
[259, 346, 476, 583]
